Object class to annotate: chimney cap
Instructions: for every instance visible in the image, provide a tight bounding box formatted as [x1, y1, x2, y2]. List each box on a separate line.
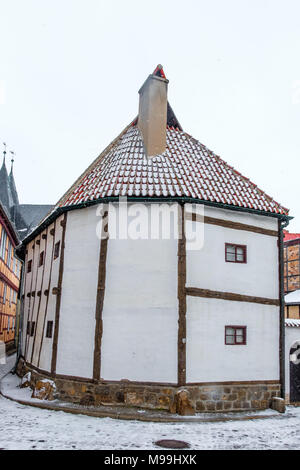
[138, 65, 169, 95]
[153, 64, 167, 79]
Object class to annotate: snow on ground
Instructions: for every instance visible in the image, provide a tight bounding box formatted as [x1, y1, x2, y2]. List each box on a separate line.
[1, 355, 300, 450]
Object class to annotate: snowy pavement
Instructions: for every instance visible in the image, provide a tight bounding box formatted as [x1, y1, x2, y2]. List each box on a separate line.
[1, 356, 300, 450]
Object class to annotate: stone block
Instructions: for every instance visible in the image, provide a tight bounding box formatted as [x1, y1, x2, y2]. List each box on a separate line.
[31, 379, 56, 401]
[175, 390, 195, 416]
[271, 397, 286, 413]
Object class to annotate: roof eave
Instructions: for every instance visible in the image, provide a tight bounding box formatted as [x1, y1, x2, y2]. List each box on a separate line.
[17, 196, 291, 256]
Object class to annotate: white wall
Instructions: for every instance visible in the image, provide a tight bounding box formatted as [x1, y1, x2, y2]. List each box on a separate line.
[38, 215, 64, 372]
[55, 206, 100, 378]
[285, 326, 300, 398]
[100, 203, 179, 383]
[186, 296, 280, 382]
[186, 206, 279, 299]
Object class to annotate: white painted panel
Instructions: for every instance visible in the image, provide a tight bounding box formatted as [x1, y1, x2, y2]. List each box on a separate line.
[39, 216, 64, 372]
[55, 206, 100, 378]
[31, 227, 53, 367]
[186, 296, 279, 382]
[186, 217, 279, 299]
[101, 203, 179, 382]
[25, 236, 40, 362]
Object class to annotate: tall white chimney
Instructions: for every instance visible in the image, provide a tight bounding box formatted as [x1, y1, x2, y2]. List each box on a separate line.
[138, 65, 169, 157]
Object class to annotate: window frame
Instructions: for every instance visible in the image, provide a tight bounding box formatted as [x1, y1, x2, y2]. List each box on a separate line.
[39, 251, 44, 267]
[46, 320, 53, 338]
[225, 325, 247, 345]
[27, 259, 32, 273]
[54, 241, 60, 260]
[225, 243, 247, 264]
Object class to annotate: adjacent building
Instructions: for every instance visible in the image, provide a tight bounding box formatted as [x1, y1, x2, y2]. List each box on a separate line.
[0, 149, 53, 352]
[284, 230, 300, 294]
[0, 202, 21, 350]
[17, 66, 290, 414]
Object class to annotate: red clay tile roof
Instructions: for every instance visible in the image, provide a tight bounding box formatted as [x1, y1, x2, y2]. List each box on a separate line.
[284, 230, 300, 241]
[58, 123, 289, 215]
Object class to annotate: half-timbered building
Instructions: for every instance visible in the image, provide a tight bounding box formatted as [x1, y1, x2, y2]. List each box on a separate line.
[0, 202, 21, 351]
[17, 66, 290, 414]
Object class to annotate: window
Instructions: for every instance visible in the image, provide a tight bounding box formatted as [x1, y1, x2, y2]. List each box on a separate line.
[225, 243, 247, 263]
[30, 321, 35, 337]
[46, 321, 53, 338]
[7, 240, 12, 267]
[54, 241, 60, 260]
[39, 251, 44, 267]
[27, 260, 32, 273]
[225, 326, 247, 345]
[26, 321, 31, 335]
[3, 284, 6, 304]
[0, 230, 7, 260]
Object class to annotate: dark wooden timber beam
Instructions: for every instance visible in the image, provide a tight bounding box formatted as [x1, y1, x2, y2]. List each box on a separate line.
[93, 211, 109, 381]
[177, 204, 187, 386]
[51, 213, 67, 374]
[185, 287, 280, 306]
[185, 212, 278, 237]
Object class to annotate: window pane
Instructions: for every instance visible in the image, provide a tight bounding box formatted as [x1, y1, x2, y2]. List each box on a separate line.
[236, 329, 244, 336]
[236, 335, 244, 343]
[226, 335, 235, 344]
[226, 327, 235, 335]
[236, 248, 245, 262]
[226, 252, 236, 261]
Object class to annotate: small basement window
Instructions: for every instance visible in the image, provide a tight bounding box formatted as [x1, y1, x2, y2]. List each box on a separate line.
[27, 260, 32, 273]
[225, 326, 247, 345]
[225, 244, 247, 263]
[54, 241, 60, 260]
[46, 321, 53, 338]
[39, 251, 44, 267]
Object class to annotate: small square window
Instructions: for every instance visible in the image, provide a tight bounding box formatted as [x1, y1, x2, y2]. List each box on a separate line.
[46, 321, 53, 338]
[225, 326, 247, 345]
[27, 260, 32, 273]
[39, 251, 44, 267]
[54, 242, 60, 260]
[225, 244, 247, 263]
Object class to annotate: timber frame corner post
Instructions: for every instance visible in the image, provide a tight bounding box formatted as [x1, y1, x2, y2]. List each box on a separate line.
[177, 203, 186, 386]
[93, 210, 109, 382]
[51, 213, 68, 375]
[278, 217, 290, 400]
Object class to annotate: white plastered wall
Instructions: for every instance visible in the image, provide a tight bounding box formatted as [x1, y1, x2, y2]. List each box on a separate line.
[55, 206, 100, 379]
[38, 215, 64, 372]
[100, 203, 179, 383]
[186, 206, 279, 299]
[186, 296, 280, 382]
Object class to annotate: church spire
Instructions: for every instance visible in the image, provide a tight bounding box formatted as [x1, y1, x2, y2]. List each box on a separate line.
[8, 151, 19, 206]
[0, 142, 13, 211]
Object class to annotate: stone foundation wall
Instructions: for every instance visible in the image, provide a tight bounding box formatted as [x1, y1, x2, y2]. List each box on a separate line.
[17, 358, 281, 414]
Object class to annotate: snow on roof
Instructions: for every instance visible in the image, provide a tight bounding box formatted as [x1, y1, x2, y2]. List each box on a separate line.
[57, 124, 289, 215]
[285, 289, 300, 305]
[285, 318, 300, 328]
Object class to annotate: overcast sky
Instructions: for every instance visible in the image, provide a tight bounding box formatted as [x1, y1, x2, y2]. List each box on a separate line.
[0, 0, 299, 230]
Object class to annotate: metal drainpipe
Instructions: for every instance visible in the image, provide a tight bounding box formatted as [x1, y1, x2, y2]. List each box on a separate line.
[279, 218, 290, 400]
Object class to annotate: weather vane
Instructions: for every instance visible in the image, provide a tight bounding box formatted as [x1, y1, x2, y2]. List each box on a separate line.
[10, 150, 15, 167]
[3, 142, 6, 162]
